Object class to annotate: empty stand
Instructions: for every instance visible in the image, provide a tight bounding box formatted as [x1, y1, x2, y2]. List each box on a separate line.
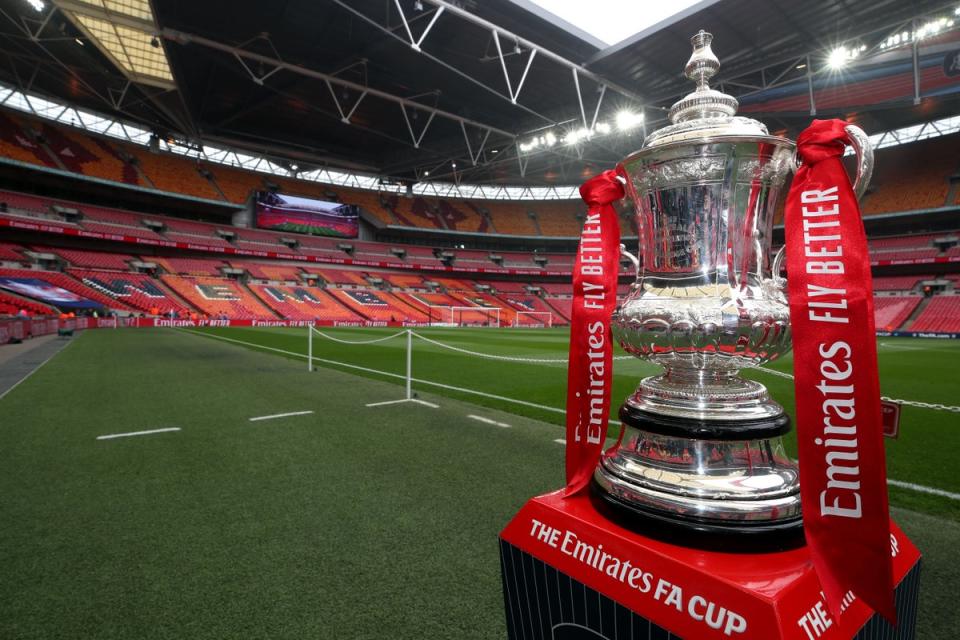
[70, 269, 192, 314]
[154, 257, 226, 276]
[0, 267, 137, 311]
[908, 296, 960, 333]
[861, 134, 960, 215]
[326, 288, 421, 322]
[160, 275, 275, 318]
[0, 290, 57, 316]
[872, 275, 927, 291]
[250, 284, 363, 321]
[873, 296, 922, 331]
[234, 262, 302, 281]
[0, 242, 26, 263]
[47, 247, 133, 271]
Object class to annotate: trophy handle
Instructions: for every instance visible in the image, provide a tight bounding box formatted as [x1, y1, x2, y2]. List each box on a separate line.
[772, 245, 787, 291]
[844, 124, 874, 201]
[791, 125, 873, 200]
[619, 243, 640, 279]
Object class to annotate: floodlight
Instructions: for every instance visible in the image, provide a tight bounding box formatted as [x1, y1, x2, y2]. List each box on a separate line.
[616, 110, 644, 131]
[827, 47, 849, 70]
[25, 0, 44, 11]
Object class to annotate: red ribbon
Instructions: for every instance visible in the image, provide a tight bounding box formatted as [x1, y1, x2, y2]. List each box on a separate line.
[785, 119, 895, 622]
[563, 169, 624, 496]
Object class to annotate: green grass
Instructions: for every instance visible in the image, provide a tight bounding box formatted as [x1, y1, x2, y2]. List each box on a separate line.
[0, 328, 957, 639]
[195, 325, 960, 521]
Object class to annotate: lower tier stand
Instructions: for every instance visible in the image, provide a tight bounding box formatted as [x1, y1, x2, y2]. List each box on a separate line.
[500, 491, 920, 640]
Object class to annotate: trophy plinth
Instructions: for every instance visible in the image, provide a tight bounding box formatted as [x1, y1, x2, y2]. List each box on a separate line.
[594, 30, 804, 536]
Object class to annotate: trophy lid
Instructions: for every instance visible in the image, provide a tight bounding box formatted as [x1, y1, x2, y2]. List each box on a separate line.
[639, 31, 777, 149]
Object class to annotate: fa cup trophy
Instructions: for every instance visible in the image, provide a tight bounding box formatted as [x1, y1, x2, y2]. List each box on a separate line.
[593, 31, 874, 538]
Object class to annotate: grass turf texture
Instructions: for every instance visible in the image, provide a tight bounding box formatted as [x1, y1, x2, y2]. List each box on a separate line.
[0, 328, 955, 639]
[197, 325, 960, 521]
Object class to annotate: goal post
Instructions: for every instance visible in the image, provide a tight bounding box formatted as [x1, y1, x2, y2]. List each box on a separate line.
[514, 311, 553, 328]
[452, 306, 500, 328]
[426, 305, 454, 326]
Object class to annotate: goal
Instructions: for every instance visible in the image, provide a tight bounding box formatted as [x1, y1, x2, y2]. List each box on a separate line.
[453, 306, 500, 327]
[513, 311, 553, 328]
[427, 305, 501, 327]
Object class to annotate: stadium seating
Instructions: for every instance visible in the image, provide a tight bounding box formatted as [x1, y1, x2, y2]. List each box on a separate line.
[233, 262, 303, 281]
[154, 257, 226, 276]
[0, 111, 59, 168]
[250, 284, 363, 321]
[159, 275, 276, 318]
[47, 247, 134, 271]
[125, 147, 222, 201]
[908, 296, 960, 333]
[70, 269, 192, 314]
[873, 296, 922, 331]
[872, 275, 929, 291]
[0, 242, 26, 263]
[0, 267, 138, 311]
[326, 289, 424, 322]
[495, 294, 564, 325]
[861, 134, 959, 215]
[544, 297, 573, 322]
[0, 290, 56, 316]
[297, 267, 368, 286]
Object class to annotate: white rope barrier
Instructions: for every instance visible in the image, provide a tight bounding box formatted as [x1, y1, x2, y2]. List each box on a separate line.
[309, 327, 960, 413]
[748, 364, 960, 413]
[410, 331, 634, 364]
[311, 327, 408, 345]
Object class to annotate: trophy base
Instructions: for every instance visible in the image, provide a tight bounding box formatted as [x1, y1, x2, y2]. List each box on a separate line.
[589, 477, 804, 552]
[593, 403, 802, 539]
[500, 492, 921, 640]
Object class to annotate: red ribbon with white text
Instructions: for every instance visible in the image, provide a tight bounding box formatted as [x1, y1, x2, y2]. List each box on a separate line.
[785, 119, 895, 622]
[563, 169, 624, 496]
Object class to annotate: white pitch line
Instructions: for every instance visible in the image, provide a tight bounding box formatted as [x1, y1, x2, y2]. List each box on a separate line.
[0, 339, 72, 402]
[97, 427, 181, 440]
[553, 438, 567, 445]
[468, 414, 511, 428]
[888, 479, 960, 501]
[249, 410, 314, 422]
[182, 329, 960, 502]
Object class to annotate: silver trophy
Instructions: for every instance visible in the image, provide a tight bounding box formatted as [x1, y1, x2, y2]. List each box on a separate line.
[593, 31, 874, 537]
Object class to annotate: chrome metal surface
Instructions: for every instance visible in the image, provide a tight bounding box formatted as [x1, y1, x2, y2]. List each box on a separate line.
[595, 428, 801, 524]
[616, 137, 794, 420]
[843, 124, 874, 200]
[598, 30, 876, 530]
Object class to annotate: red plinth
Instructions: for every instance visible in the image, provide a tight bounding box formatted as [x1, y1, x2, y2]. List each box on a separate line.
[500, 491, 920, 640]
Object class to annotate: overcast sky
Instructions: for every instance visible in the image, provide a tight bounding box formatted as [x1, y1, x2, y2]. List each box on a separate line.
[528, 0, 706, 46]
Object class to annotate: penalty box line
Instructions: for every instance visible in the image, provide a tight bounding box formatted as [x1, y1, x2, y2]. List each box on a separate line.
[180, 329, 960, 503]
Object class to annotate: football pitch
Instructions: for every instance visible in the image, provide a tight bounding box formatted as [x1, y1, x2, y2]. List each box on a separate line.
[1, 327, 957, 639]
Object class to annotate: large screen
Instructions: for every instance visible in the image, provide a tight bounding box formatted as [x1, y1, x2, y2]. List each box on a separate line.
[255, 192, 359, 238]
[0, 277, 102, 309]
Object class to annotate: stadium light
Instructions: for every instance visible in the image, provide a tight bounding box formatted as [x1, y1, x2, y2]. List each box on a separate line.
[24, 0, 44, 11]
[616, 110, 644, 131]
[827, 46, 854, 70]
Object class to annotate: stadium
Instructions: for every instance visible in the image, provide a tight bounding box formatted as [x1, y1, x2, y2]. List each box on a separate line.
[0, 0, 957, 638]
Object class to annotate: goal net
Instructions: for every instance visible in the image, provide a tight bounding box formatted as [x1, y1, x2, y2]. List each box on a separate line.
[513, 311, 553, 328]
[427, 305, 455, 326]
[453, 306, 500, 328]
[426, 305, 501, 327]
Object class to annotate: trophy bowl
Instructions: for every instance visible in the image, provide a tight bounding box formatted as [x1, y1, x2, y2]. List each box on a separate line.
[592, 30, 873, 539]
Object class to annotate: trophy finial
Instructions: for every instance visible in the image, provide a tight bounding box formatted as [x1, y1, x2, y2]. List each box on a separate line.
[685, 30, 720, 88]
[668, 30, 739, 123]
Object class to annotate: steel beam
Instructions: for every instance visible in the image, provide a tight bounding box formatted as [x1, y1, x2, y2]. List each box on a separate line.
[161, 27, 517, 140]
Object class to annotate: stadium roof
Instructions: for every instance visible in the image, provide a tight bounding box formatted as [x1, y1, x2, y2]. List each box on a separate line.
[0, 0, 958, 188]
